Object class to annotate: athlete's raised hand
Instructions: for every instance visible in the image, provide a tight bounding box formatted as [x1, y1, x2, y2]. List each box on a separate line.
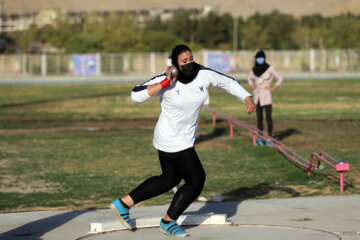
[166, 65, 178, 86]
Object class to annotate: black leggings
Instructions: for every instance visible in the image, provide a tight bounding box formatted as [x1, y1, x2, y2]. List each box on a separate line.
[256, 103, 273, 137]
[129, 147, 206, 220]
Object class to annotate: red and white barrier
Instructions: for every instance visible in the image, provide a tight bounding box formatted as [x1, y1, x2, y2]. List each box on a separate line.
[203, 105, 350, 193]
[309, 152, 350, 192]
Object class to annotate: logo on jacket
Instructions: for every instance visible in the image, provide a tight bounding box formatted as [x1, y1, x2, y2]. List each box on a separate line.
[199, 86, 204, 92]
[176, 89, 180, 95]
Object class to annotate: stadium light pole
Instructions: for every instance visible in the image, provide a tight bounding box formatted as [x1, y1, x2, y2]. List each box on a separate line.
[233, 16, 238, 52]
[0, 1, 5, 33]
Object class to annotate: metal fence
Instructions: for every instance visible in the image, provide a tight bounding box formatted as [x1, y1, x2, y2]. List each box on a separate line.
[0, 49, 359, 77]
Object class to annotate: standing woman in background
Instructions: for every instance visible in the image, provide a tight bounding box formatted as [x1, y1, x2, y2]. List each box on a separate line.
[247, 50, 283, 146]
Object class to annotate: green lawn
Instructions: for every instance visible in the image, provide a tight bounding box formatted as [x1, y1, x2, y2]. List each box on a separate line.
[0, 79, 359, 212]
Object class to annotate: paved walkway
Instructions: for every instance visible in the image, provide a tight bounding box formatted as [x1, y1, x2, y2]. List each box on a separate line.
[0, 195, 359, 240]
[0, 72, 360, 85]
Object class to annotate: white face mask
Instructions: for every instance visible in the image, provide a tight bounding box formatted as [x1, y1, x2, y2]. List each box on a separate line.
[256, 57, 265, 65]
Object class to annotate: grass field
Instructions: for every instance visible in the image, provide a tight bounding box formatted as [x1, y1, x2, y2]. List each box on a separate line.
[0, 79, 359, 212]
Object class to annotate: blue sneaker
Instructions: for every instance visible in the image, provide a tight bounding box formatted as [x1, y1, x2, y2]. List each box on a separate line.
[265, 138, 272, 146]
[160, 220, 189, 237]
[110, 199, 133, 230]
[256, 138, 264, 146]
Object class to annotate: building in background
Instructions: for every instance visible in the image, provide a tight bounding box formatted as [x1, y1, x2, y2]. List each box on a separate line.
[0, 0, 214, 33]
[1, 0, 360, 33]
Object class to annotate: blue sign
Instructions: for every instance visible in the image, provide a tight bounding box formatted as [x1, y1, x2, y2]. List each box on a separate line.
[207, 52, 232, 73]
[72, 54, 97, 76]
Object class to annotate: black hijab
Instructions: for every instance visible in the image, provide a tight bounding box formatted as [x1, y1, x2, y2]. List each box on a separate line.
[252, 50, 270, 77]
[170, 44, 201, 84]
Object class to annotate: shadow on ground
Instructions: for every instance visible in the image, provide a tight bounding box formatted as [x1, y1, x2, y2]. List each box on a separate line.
[184, 183, 299, 229]
[273, 128, 300, 140]
[0, 210, 89, 240]
[195, 125, 227, 145]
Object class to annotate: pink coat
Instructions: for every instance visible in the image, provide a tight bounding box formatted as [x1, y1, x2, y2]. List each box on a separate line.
[247, 66, 283, 106]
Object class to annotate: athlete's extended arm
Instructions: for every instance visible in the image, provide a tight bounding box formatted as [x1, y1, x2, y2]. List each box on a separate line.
[208, 69, 256, 114]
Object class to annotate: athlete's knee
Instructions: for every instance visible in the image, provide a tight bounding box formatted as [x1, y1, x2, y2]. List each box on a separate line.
[172, 176, 182, 187]
[161, 174, 182, 189]
[190, 172, 206, 192]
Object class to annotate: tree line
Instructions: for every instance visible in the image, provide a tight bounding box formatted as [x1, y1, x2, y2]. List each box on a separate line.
[8, 10, 360, 54]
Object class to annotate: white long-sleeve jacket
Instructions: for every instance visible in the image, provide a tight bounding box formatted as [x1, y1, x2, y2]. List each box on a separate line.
[131, 67, 251, 153]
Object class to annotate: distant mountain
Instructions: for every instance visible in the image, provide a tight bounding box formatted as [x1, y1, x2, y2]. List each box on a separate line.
[3, 0, 360, 18]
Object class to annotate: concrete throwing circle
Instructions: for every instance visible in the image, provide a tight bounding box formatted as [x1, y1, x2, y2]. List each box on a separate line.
[78, 224, 341, 240]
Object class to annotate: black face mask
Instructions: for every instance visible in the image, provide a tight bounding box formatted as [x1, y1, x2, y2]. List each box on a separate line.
[180, 62, 196, 77]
